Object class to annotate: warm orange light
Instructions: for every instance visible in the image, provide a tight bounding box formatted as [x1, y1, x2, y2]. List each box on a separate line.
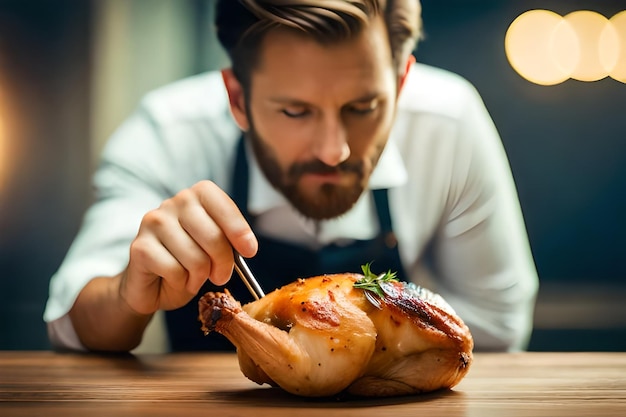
[0, 94, 5, 192]
[505, 10, 626, 85]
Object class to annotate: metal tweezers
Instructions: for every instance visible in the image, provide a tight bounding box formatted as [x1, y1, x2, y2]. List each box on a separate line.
[233, 251, 265, 300]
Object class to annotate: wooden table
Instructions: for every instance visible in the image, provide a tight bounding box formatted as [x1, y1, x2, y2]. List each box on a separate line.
[1, 351, 624, 416]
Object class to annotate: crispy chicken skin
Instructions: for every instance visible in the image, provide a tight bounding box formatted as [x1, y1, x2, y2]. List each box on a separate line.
[198, 273, 473, 397]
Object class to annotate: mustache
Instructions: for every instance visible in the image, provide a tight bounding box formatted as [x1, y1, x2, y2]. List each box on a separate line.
[287, 159, 364, 178]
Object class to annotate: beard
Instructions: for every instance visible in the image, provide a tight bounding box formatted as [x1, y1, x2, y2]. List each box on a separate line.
[246, 125, 382, 221]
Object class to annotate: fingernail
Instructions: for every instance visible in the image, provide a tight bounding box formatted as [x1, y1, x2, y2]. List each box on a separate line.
[243, 232, 258, 257]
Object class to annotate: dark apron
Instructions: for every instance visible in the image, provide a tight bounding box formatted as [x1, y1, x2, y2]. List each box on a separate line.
[165, 137, 406, 351]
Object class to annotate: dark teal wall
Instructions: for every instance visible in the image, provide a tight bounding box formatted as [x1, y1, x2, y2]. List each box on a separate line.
[418, 0, 626, 284]
[0, 1, 91, 350]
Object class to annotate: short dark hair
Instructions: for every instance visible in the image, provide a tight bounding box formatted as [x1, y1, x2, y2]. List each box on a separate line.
[215, 0, 422, 89]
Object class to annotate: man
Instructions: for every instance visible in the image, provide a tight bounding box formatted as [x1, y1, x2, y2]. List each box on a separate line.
[44, 0, 538, 352]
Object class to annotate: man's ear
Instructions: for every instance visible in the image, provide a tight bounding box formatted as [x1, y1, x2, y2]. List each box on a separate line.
[398, 54, 416, 93]
[222, 69, 250, 131]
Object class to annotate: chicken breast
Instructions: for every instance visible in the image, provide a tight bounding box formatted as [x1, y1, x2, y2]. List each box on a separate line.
[198, 270, 473, 397]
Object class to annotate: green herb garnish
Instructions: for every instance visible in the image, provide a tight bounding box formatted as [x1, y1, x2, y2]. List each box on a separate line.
[354, 263, 398, 298]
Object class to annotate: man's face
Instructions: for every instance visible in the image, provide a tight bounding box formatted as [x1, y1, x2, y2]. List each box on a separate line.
[244, 17, 401, 220]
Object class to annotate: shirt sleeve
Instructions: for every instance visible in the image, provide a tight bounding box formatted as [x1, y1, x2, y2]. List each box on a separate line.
[431, 85, 539, 352]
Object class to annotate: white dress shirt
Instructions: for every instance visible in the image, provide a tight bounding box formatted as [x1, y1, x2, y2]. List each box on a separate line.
[44, 63, 539, 352]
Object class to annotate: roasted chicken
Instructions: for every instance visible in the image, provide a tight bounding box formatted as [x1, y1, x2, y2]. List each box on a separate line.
[198, 267, 473, 397]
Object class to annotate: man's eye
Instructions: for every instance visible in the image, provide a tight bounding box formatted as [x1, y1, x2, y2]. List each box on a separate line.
[348, 101, 378, 115]
[350, 107, 374, 115]
[282, 108, 309, 118]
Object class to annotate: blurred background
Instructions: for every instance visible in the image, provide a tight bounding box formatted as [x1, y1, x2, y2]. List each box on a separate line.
[1, 0, 624, 351]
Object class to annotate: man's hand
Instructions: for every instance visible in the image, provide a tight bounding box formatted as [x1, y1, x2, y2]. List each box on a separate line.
[68, 180, 257, 351]
[120, 180, 258, 315]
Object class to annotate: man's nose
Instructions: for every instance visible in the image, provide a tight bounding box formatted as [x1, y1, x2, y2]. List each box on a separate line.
[312, 116, 350, 167]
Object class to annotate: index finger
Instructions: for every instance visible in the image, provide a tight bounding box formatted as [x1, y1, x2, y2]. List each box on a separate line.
[193, 180, 258, 258]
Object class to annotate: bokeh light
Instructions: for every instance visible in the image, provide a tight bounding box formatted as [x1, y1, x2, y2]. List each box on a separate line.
[566, 11, 613, 82]
[505, 10, 577, 85]
[606, 11, 626, 82]
[505, 10, 626, 85]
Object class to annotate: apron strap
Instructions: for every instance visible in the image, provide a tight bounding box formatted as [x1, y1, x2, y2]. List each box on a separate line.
[232, 135, 251, 222]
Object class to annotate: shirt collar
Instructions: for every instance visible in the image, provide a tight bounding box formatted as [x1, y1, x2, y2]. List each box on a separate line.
[248, 139, 407, 216]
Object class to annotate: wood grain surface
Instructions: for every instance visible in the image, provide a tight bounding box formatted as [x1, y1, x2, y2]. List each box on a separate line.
[1, 351, 624, 416]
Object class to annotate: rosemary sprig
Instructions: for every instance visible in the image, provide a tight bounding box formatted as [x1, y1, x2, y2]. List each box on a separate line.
[354, 263, 398, 298]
